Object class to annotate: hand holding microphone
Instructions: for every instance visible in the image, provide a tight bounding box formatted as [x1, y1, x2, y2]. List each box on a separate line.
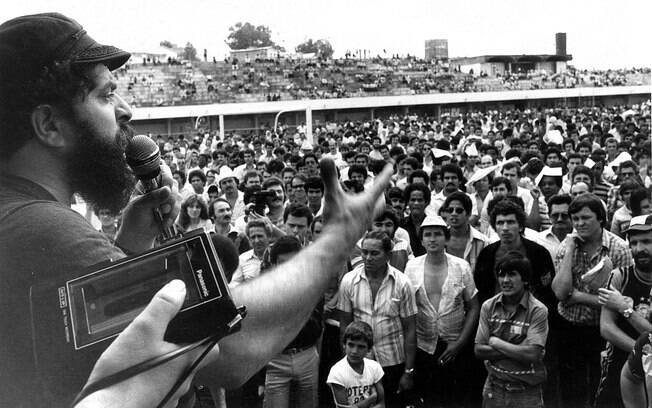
[114, 136, 181, 254]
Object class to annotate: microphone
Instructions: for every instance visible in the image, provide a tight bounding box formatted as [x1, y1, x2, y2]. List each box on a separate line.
[125, 135, 175, 240]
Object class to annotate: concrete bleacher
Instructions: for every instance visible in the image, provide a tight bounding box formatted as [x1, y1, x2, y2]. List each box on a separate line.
[116, 58, 651, 108]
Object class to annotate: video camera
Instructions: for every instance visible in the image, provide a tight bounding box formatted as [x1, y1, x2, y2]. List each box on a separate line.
[29, 229, 245, 397]
[252, 189, 277, 215]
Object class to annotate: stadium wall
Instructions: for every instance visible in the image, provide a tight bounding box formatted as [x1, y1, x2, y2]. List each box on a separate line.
[130, 85, 651, 137]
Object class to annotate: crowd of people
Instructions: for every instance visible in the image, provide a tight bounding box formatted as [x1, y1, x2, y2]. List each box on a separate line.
[83, 100, 652, 408]
[113, 54, 651, 107]
[1, 10, 651, 408]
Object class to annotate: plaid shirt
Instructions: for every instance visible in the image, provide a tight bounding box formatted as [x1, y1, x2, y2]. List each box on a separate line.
[337, 264, 417, 367]
[405, 253, 478, 353]
[555, 229, 634, 326]
[606, 186, 624, 219]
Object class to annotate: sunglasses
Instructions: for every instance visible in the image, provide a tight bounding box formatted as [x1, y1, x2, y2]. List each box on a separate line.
[445, 207, 465, 214]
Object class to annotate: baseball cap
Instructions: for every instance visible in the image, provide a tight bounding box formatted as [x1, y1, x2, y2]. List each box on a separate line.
[0, 13, 130, 82]
[625, 215, 652, 234]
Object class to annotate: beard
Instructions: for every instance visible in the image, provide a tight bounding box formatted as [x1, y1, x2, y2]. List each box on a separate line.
[64, 119, 136, 214]
[635, 252, 652, 272]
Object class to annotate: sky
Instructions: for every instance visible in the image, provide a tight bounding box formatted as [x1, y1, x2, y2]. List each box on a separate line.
[1, 0, 650, 70]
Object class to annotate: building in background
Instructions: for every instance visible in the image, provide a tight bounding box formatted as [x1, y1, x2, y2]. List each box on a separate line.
[450, 33, 572, 77]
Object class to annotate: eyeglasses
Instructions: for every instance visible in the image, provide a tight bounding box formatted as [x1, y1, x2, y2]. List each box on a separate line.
[445, 207, 465, 214]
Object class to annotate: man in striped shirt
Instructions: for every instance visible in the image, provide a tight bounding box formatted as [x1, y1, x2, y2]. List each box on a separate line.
[337, 230, 417, 407]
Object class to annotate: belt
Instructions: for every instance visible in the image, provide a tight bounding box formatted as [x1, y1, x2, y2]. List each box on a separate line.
[488, 377, 534, 392]
[282, 344, 314, 355]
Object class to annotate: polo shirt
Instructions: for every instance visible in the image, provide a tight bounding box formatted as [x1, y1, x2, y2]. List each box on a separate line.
[555, 229, 634, 326]
[475, 292, 548, 386]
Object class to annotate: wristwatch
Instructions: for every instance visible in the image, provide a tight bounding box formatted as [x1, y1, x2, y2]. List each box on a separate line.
[404, 368, 415, 375]
[622, 307, 634, 318]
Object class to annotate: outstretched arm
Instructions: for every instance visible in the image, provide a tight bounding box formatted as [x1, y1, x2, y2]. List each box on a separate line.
[198, 158, 393, 389]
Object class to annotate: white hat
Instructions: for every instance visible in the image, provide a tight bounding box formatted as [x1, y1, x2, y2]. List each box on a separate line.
[431, 148, 453, 159]
[467, 165, 499, 185]
[216, 167, 238, 185]
[464, 143, 479, 157]
[535, 166, 563, 186]
[420, 215, 448, 229]
[300, 140, 313, 151]
[609, 152, 632, 169]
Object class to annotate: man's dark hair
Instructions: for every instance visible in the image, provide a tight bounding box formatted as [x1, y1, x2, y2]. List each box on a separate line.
[496, 251, 533, 287]
[502, 161, 522, 177]
[0, 59, 94, 159]
[443, 191, 472, 215]
[242, 169, 261, 184]
[489, 198, 526, 232]
[440, 163, 464, 181]
[361, 230, 393, 253]
[373, 209, 399, 230]
[568, 193, 607, 228]
[262, 176, 284, 191]
[387, 186, 404, 201]
[407, 169, 429, 185]
[305, 176, 324, 193]
[269, 235, 302, 264]
[188, 169, 207, 183]
[400, 156, 420, 171]
[403, 183, 432, 205]
[266, 159, 285, 175]
[283, 203, 313, 225]
[547, 194, 573, 210]
[571, 165, 594, 186]
[348, 164, 368, 181]
[491, 176, 513, 192]
[629, 188, 650, 217]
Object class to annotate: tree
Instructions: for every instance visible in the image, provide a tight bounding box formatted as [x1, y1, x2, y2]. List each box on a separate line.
[295, 39, 333, 59]
[160, 40, 174, 49]
[183, 42, 198, 61]
[226, 22, 275, 50]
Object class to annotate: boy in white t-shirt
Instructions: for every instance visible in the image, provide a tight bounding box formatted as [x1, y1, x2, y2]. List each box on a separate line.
[327, 321, 385, 408]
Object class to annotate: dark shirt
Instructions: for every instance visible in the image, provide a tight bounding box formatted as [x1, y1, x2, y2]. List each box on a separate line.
[474, 237, 557, 318]
[401, 215, 426, 257]
[0, 174, 124, 407]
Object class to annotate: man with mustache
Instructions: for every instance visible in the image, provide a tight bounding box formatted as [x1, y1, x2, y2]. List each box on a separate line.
[426, 163, 478, 222]
[0, 13, 395, 407]
[595, 214, 652, 407]
[552, 193, 634, 407]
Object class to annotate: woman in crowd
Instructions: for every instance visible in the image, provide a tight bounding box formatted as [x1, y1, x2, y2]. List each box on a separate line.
[176, 194, 213, 233]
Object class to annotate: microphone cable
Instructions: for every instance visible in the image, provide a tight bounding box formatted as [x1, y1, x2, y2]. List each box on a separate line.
[71, 334, 220, 408]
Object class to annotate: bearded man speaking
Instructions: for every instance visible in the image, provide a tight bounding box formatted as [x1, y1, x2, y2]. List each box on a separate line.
[0, 13, 395, 408]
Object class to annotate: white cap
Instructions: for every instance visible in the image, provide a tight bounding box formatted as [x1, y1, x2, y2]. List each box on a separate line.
[431, 148, 453, 159]
[216, 167, 238, 185]
[467, 165, 499, 185]
[464, 143, 479, 157]
[535, 166, 563, 186]
[609, 152, 632, 168]
[420, 215, 448, 229]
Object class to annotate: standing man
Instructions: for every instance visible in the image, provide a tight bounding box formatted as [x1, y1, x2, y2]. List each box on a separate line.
[595, 214, 652, 407]
[474, 253, 549, 408]
[210, 198, 250, 254]
[337, 230, 417, 407]
[404, 215, 480, 407]
[441, 191, 489, 272]
[261, 177, 286, 228]
[218, 168, 246, 221]
[0, 12, 394, 407]
[283, 203, 313, 246]
[427, 163, 478, 222]
[402, 183, 430, 257]
[230, 219, 272, 286]
[537, 194, 574, 258]
[551, 193, 634, 407]
[263, 236, 323, 408]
